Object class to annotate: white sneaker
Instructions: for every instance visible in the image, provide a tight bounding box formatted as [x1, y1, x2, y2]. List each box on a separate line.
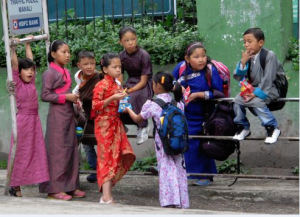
[233, 125, 251, 141]
[137, 126, 150, 144]
[265, 127, 281, 144]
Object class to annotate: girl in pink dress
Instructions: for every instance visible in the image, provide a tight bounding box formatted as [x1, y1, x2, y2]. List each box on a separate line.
[125, 71, 189, 208]
[8, 37, 50, 197]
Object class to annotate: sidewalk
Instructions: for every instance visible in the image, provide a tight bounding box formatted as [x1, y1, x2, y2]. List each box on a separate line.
[0, 169, 298, 215]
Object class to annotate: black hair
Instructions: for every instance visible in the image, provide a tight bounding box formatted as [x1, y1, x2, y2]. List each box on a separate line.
[185, 41, 206, 57]
[77, 50, 95, 62]
[99, 53, 120, 79]
[18, 57, 35, 74]
[243, 27, 265, 41]
[118, 26, 137, 39]
[153, 71, 183, 102]
[47, 39, 68, 63]
[184, 42, 215, 83]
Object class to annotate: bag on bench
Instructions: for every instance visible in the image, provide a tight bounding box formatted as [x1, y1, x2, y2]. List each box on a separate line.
[200, 102, 236, 161]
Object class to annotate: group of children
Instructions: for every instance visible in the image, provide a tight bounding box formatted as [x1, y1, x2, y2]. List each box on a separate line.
[7, 27, 283, 208]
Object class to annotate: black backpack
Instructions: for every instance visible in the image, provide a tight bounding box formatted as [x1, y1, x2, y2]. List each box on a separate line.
[247, 48, 288, 111]
[152, 98, 189, 156]
[200, 102, 236, 161]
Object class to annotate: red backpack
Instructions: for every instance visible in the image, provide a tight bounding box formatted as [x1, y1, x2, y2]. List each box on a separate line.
[178, 60, 231, 97]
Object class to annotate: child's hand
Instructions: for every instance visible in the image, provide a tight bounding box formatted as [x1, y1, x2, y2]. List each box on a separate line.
[66, 93, 79, 103]
[25, 35, 34, 45]
[241, 50, 254, 67]
[123, 107, 130, 113]
[243, 93, 255, 102]
[113, 92, 127, 101]
[10, 38, 20, 47]
[187, 92, 198, 103]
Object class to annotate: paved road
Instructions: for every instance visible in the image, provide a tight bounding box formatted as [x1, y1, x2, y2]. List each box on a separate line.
[0, 169, 298, 215]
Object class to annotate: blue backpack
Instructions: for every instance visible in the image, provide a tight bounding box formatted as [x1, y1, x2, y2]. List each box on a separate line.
[152, 98, 189, 156]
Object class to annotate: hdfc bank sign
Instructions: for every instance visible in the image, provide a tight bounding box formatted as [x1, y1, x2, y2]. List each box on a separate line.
[7, 0, 44, 34]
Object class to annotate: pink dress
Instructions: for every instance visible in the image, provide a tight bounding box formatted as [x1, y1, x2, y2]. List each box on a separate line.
[8, 68, 50, 187]
[140, 93, 189, 208]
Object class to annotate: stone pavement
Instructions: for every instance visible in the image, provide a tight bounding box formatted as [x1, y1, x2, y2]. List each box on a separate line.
[0, 169, 298, 215]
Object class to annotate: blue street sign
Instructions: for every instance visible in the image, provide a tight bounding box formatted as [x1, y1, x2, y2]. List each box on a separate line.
[12, 17, 40, 30]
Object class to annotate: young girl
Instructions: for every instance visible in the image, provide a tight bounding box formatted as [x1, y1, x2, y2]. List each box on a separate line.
[8, 36, 50, 197]
[92, 53, 135, 204]
[119, 26, 153, 144]
[125, 72, 189, 209]
[39, 39, 85, 200]
[172, 42, 224, 186]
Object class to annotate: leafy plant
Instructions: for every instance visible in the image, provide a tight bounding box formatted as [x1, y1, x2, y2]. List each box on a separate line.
[292, 166, 299, 176]
[0, 17, 201, 68]
[80, 161, 92, 171]
[130, 155, 157, 172]
[0, 160, 7, 169]
[287, 38, 299, 70]
[217, 159, 250, 174]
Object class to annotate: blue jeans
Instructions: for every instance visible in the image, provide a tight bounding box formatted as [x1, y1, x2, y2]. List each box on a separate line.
[83, 144, 97, 170]
[233, 103, 278, 130]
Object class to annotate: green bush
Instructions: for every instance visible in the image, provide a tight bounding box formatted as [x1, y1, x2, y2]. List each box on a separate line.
[0, 160, 7, 169]
[217, 159, 250, 174]
[1, 18, 202, 68]
[287, 38, 299, 70]
[292, 166, 299, 176]
[130, 155, 157, 172]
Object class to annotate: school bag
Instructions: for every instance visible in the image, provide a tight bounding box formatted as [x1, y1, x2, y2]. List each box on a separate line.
[200, 102, 237, 161]
[178, 60, 231, 97]
[152, 98, 189, 156]
[247, 48, 288, 111]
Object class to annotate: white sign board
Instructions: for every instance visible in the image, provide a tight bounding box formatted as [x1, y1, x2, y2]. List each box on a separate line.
[8, 0, 44, 35]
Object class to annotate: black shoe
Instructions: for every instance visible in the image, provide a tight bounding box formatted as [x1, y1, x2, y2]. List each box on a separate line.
[146, 166, 158, 175]
[86, 173, 97, 183]
[9, 187, 22, 197]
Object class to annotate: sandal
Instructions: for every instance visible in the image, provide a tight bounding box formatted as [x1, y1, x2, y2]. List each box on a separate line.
[48, 192, 72, 201]
[68, 189, 86, 198]
[99, 197, 114, 204]
[9, 187, 22, 197]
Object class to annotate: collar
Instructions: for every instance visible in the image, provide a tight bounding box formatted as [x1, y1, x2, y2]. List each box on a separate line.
[104, 74, 116, 83]
[125, 46, 140, 56]
[253, 48, 262, 62]
[50, 62, 66, 74]
[156, 93, 171, 99]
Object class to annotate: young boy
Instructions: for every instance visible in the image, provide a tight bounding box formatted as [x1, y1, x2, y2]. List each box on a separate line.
[232, 27, 283, 144]
[73, 50, 100, 182]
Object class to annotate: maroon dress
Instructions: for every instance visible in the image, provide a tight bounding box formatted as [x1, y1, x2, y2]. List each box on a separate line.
[39, 62, 79, 194]
[119, 46, 153, 128]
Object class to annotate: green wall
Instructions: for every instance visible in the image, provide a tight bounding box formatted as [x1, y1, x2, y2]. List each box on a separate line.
[195, 0, 299, 140]
[196, 0, 293, 70]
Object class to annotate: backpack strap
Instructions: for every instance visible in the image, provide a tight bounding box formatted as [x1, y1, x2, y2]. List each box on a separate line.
[205, 65, 212, 89]
[259, 47, 269, 71]
[151, 98, 167, 152]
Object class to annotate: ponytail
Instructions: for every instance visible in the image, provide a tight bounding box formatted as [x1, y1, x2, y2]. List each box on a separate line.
[172, 82, 183, 102]
[154, 71, 183, 102]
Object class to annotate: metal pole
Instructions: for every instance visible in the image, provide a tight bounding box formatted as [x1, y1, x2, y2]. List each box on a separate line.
[41, 0, 50, 67]
[112, 0, 115, 31]
[10, 34, 48, 45]
[1, 0, 18, 196]
[55, 0, 58, 36]
[102, 0, 105, 31]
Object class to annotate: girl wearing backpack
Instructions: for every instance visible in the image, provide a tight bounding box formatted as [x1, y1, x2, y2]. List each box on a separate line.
[172, 42, 224, 186]
[125, 72, 189, 209]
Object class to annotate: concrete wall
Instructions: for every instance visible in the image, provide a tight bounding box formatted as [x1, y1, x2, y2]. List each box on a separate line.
[196, 0, 293, 70]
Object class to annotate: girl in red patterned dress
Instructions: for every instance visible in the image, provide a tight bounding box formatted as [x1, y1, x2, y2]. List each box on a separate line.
[92, 53, 136, 204]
